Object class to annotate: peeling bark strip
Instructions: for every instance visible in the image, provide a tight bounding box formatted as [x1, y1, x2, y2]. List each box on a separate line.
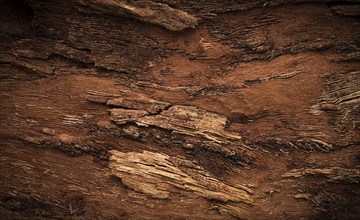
[89, 90, 241, 143]
[110, 105, 241, 143]
[109, 150, 253, 203]
[78, 0, 198, 31]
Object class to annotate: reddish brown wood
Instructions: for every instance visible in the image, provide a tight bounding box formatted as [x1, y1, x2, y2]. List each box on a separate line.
[1, 0, 359, 219]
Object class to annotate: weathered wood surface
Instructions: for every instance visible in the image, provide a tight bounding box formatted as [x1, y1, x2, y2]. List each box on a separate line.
[0, 0, 359, 219]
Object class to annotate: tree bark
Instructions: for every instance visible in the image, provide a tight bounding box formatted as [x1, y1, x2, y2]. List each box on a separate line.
[0, 0, 359, 219]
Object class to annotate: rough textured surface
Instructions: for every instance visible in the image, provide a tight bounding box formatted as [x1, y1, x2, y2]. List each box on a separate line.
[109, 150, 253, 203]
[1, 0, 360, 219]
[310, 71, 360, 134]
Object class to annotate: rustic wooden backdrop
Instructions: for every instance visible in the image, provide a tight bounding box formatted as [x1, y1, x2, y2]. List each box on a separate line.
[1, 0, 359, 219]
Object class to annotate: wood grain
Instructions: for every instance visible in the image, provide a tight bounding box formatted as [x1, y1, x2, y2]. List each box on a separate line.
[0, 0, 359, 219]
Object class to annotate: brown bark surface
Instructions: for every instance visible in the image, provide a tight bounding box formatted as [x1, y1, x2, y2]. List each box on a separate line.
[1, 0, 359, 219]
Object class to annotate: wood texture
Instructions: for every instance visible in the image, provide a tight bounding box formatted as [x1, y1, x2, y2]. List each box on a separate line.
[0, 0, 359, 219]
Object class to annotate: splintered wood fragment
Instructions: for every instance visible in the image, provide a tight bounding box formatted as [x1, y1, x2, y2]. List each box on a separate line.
[107, 97, 170, 114]
[109, 105, 241, 143]
[282, 167, 360, 183]
[109, 150, 253, 203]
[82, 0, 198, 31]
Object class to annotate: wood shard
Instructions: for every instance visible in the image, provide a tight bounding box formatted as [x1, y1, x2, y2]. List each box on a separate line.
[282, 167, 360, 183]
[83, 0, 198, 31]
[109, 150, 253, 203]
[107, 97, 170, 114]
[109, 105, 241, 143]
[88, 89, 241, 142]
